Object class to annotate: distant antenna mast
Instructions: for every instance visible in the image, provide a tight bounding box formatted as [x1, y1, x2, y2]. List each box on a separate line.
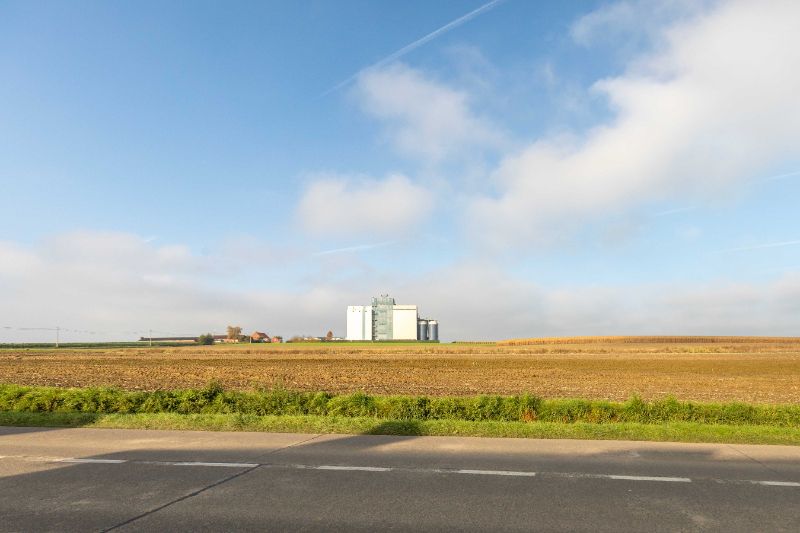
[55, 326, 60, 348]
[149, 329, 153, 348]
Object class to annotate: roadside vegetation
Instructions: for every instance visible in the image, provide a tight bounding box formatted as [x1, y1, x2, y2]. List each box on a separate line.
[1, 383, 798, 445]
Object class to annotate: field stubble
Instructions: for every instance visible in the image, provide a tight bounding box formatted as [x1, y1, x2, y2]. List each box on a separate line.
[2, 340, 800, 402]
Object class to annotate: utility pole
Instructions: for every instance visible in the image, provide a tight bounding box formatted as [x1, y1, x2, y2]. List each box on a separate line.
[55, 326, 59, 348]
[149, 329, 152, 348]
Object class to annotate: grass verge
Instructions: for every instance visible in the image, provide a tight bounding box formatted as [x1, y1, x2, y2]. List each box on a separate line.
[1, 411, 799, 445]
[1, 384, 798, 445]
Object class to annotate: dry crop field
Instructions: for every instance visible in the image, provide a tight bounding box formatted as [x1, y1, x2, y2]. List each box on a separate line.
[1, 337, 799, 403]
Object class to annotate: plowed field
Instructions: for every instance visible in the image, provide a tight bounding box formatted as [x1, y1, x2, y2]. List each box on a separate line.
[2, 339, 800, 402]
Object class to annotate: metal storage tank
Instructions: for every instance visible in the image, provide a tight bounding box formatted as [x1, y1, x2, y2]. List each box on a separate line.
[417, 319, 428, 341]
[428, 320, 438, 342]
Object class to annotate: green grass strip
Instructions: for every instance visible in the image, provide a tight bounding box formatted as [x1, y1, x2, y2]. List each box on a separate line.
[2, 411, 799, 445]
[2, 383, 799, 427]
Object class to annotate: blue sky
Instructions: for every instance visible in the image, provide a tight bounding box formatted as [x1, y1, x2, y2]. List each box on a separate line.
[1, 0, 799, 341]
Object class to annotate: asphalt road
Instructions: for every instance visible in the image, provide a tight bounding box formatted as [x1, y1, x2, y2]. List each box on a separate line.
[1, 427, 799, 532]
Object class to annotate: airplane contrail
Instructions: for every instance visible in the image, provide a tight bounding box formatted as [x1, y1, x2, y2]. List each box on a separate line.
[759, 170, 800, 182]
[654, 169, 800, 218]
[653, 206, 698, 217]
[314, 241, 395, 256]
[320, 0, 506, 97]
[713, 239, 800, 254]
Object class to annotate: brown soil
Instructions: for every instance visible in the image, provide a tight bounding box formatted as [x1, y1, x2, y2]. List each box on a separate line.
[2, 340, 799, 402]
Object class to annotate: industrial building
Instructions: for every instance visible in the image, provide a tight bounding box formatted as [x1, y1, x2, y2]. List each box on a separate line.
[346, 294, 439, 341]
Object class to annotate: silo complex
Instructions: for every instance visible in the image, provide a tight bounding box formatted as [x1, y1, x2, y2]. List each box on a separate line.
[345, 294, 439, 341]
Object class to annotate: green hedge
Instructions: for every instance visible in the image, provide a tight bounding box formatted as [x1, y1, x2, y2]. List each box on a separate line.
[0, 383, 798, 427]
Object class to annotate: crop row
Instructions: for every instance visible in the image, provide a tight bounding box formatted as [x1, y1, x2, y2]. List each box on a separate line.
[498, 336, 800, 345]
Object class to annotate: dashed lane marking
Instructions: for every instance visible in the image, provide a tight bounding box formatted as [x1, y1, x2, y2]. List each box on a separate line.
[171, 462, 259, 468]
[456, 469, 537, 477]
[753, 480, 800, 487]
[0, 455, 798, 487]
[315, 465, 393, 472]
[604, 475, 691, 483]
[60, 458, 128, 464]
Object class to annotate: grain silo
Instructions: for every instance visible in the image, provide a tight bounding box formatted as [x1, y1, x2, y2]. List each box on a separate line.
[428, 320, 439, 342]
[417, 319, 428, 341]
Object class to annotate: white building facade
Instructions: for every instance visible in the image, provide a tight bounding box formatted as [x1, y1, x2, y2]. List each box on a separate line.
[346, 305, 373, 341]
[391, 305, 418, 340]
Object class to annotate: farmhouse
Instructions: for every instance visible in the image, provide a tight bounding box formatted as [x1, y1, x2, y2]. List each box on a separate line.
[250, 331, 270, 342]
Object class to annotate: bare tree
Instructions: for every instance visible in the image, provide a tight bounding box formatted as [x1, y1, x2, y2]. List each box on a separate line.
[226, 325, 242, 341]
[326, 330, 333, 341]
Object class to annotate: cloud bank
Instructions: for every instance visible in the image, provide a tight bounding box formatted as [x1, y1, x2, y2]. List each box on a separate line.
[2, 231, 800, 342]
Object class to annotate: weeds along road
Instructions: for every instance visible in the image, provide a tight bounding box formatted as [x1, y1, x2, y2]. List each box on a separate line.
[1, 427, 799, 532]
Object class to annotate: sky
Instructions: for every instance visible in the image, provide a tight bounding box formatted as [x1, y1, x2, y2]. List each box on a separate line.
[1, 0, 799, 342]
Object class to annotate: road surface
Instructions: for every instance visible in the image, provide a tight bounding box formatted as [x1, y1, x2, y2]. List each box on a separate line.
[1, 427, 799, 531]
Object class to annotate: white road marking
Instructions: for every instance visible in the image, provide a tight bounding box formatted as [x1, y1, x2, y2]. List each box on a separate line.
[604, 475, 691, 483]
[171, 462, 258, 468]
[456, 469, 537, 477]
[753, 481, 800, 487]
[60, 458, 127, 464]
[0, 455, 796, 487]
[316, 465, 393, 472]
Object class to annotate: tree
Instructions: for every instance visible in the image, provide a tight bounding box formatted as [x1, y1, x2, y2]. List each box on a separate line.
[326, 330, 333, 341]
[226, 325, 242, 341]
[197, 333, 214, 345]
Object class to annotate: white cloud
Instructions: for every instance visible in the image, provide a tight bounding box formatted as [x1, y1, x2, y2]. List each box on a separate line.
[473, 0, 800, 246]
[354, 63, 505, 162]
[570, 0, 706, 48]
[296, 173, 433, 237]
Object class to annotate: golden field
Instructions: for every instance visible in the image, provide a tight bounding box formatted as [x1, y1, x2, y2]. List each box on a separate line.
[2, 337, 800, 403]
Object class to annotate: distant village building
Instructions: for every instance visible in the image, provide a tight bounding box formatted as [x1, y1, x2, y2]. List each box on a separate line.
[250, 331, 270, 342]
[138, 332, 283, 344]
